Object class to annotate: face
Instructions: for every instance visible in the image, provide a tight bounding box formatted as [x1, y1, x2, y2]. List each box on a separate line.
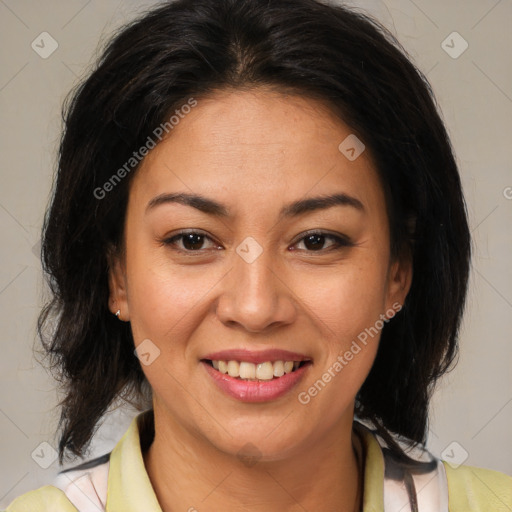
[109, 88, 411, 460]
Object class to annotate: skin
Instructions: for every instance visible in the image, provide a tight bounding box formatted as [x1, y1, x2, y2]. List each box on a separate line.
[108, 87, 412, 512]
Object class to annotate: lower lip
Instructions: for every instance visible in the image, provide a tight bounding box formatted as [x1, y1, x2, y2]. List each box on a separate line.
[201, 361, 311, 402]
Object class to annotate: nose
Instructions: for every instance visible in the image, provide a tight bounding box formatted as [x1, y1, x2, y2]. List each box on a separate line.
[215, 242, 297, 333]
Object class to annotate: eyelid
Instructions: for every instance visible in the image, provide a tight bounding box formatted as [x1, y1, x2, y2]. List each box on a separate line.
[162, 229, 220, 250]
[290, 229, 353, 246]
[162, 228, 354, 253]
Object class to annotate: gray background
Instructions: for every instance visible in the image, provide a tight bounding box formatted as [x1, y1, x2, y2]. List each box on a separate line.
[1, 0, 511, 506]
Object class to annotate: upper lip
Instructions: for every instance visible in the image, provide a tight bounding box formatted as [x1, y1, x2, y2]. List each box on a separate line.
[202, 349, 312, 364]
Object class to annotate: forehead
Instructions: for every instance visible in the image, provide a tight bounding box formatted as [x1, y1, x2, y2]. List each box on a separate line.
[129, 88, 385, 220]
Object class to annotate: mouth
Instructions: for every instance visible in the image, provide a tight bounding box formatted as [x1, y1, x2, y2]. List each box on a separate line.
[201, 359, 312, 381]
[200, 350, 313, 402]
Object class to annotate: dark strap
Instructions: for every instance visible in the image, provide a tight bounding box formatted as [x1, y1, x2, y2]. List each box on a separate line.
[381, 439, 449, 511]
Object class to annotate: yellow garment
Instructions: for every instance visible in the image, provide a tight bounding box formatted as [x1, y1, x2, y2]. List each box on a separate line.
[4, 412, 512, 511]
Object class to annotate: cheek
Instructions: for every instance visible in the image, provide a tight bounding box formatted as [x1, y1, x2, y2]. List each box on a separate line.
[125, 260, 213, 418]
[293, 265, 387, 430]
[291, 253, 389, 408]
[123, 228, 208, 347]
[297, 258, 389, 340]
[127, 263, 210, 345]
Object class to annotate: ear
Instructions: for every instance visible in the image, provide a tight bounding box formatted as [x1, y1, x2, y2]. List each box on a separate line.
[385, 251, 413, 313]
[107, 245, 130, 321]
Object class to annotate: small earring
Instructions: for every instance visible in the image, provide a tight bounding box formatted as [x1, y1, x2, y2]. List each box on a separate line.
[115, 309, 121, 318]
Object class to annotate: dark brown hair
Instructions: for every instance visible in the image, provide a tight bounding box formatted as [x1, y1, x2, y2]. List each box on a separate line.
[37, 0, 471, 464]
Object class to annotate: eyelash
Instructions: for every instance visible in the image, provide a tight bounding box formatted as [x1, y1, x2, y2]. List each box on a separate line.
[160, 229, 354, 254]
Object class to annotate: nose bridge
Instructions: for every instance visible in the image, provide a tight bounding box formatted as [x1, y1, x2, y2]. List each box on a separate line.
[216, 236, 295, 331]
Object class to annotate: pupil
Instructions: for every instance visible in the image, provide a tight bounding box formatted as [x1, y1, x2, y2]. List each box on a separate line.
[305, 234, 324, 251]
[183, 233, 203, 250]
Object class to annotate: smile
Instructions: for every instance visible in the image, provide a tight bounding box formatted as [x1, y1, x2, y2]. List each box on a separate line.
[200, 350, 313, 402]
[205, 359, 309, 381]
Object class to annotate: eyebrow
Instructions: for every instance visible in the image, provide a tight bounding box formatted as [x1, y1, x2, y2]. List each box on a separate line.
[145, 191, 364, 219]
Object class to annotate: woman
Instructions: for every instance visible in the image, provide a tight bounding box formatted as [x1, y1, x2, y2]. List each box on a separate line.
[5, 0, 511, 510]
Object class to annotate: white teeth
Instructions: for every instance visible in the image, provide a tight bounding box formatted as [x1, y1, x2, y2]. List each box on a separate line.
[210, 359, 306, 380]
[227, 360, 240, 377]
[239, 361, 256, 379]
[284, 361, 294, 374]
[256, 362, 274, 380]
[273, 360, 285, 377]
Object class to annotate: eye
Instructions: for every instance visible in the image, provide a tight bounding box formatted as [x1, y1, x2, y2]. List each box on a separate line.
[161, 229, 353, 254]
[291, 231, 353, 252]
[162, 230, 220, 252]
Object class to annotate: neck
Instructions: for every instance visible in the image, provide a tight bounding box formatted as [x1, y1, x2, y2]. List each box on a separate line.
[143, 408, 363, 512]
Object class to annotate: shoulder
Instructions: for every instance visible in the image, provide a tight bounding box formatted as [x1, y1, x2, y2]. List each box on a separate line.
[355, 419, 512, 511]
[3, 485, 78, 512]
[443, 461, 512, 511]
[3, 453, 111, 512]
